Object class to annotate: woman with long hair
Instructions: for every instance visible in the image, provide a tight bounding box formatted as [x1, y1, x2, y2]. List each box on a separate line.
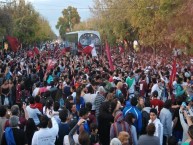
[0, 79, 10, 107]
[74, 86, 85, 112]
[25, 118, 37, 145]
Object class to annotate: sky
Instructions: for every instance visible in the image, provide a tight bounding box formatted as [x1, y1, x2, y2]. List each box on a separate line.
[27, 0, 93, 36]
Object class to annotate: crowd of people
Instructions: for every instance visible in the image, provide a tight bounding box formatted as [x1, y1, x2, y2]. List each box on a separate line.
[0, 46, 193, 145]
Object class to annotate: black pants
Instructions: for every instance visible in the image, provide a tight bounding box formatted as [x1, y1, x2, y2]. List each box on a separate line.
[163, 135, 167, 145]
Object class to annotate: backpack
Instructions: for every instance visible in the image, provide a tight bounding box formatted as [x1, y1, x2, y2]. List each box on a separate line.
[112, 122, 133, 145]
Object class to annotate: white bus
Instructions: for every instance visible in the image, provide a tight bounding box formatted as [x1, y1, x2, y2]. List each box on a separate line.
[64, 30, 101, 54]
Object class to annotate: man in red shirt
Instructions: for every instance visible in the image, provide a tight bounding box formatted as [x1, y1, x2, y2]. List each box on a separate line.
[139, 75, 148, 97]
[150, 91, 164, 114]
[34, 96, 43, 112]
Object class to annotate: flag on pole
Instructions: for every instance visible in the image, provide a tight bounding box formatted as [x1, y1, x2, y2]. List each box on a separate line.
[57, 48, 67, 58]
[6, 36, 20, 52]
[33, 47, 40, 55]
[82, 44, 93, 54]
[169, 60, 177, 89]
[47, 59, 57, 72]
[119, 46, 124, 54]
[77, 42, 83, 49]
[105, 41, 114, 71]
[27, 50, 34, 58]
[91, 44, 97, 57]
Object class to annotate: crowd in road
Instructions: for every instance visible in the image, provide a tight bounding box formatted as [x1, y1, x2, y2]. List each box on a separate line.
[0, 46, 193, 145]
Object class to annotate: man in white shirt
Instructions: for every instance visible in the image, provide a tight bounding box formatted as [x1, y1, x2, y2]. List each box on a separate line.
[148, 108, 163, 145]
[32, 115, 59, 145]
[26, 97, 42, 125]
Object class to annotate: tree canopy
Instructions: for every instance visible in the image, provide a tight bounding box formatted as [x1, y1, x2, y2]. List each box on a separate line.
[56, 6, 80, 39]
[73, 0, 193, 54]
[0, 0, 56, 45]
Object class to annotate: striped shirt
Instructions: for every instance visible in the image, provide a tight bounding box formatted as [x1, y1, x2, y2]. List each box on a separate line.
[94, 94, 105, 118]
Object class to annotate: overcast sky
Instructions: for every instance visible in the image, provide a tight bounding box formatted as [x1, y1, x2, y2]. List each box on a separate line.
[27, 0, 93, 36]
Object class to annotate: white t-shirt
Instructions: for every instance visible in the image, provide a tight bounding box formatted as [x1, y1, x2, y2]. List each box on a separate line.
[32, 117, 59, 145]
[32, 88, 40, 97]
[63, 134, 79, 145]
[128, 79, 136, 94]
[26, 106, 41, 125]
[151, 84, 159, 94]
[71, 92, 76, 99]
[83, 93, 97, 110]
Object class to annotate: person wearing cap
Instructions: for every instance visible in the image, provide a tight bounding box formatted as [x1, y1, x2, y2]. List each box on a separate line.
[148, 108, 163, 145]
[1, 116, 28, 145]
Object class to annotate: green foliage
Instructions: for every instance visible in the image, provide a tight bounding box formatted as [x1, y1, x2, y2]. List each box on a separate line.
[73, 0, 193, 54]
[0, 0, 55, 45]
[56, 6, 80, 39]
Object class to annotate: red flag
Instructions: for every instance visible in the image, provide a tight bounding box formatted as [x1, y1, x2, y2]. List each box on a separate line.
[57, 48, 67, 58]
[82, 45, 93, 54]
[65, 47, 71, 52]
[47, 59, 57, 71]
[27, 50, 34, 58]
[54, 45, 59, 52]
[169, 60, 177, 89]
[33, 47, 39, 55]
[105, 41, 114, 71]
[119, 46, 124, 54]
[77, 42, 83, 49]
[6, 36, 20, 52]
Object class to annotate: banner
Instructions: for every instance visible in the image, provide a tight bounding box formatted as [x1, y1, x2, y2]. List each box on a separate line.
[47, 59, 57, 72]
[82, 44, 93, 54]
[105, 41, 114, 71]
[119, 46, 124, 54]
[6, 36, 20, 52]
[169, 60, 177, 89]
[27, 50, 34, 58]
[33, 47, 40, 55]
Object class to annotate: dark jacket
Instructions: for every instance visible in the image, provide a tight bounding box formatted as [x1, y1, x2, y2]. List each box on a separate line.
[98, 102, 114, 145]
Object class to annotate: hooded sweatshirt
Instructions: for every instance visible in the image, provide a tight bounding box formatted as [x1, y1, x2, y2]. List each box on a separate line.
[110, 111, 130, 140]
[110, 111, 135, 145]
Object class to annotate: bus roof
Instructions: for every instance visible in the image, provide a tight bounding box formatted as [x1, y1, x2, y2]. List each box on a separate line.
[66, 30, 100, 35]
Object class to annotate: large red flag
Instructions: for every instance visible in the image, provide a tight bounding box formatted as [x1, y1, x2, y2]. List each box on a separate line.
[27, 50, 34, 58]
[105, 41, 114, 71]
[6, 36, 20, 52]
[169, 60, 177, 89]
[33, 47, 40, 55]
[119, 46, 124, 54]
[57, 48, 67, 58]
[77, 42, 83, 50]
[82, 45, 93, 54]
[47, 59, 57, 71]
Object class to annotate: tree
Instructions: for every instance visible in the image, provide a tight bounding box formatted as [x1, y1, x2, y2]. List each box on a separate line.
[56, 6, 80, 39]
[0, 7, 13, 39]
[0, 0, 55, 46]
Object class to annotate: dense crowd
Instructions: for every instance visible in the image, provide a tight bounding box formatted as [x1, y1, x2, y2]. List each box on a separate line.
[0, 47, 193, 145]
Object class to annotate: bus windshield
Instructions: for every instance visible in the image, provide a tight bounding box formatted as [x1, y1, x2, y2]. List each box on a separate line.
[79, 33, 100, 46]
